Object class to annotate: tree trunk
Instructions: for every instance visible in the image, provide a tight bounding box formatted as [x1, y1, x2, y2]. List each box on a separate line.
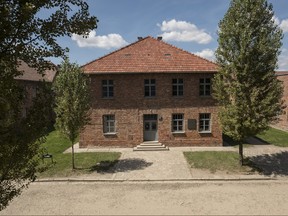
[239, 142, 244, 166]
[71, 141, 75, 170]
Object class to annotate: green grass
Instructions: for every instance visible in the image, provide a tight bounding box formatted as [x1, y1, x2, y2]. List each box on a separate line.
[184, 151, 252, 174]
[38, 130, 121, 178]
[256, 127, 288, 147]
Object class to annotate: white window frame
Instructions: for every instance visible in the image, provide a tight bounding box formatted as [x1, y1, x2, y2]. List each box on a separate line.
[103, 115, 116, 134]
[172, 78, 184, 97]
[172, 113, 184, 133]
[199, 78, 211, 96]
[199, 113, 211, 133]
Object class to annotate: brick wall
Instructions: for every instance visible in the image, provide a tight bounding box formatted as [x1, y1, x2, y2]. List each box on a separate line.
[272, 75, 288, 131]
[80, 73, 223, 147]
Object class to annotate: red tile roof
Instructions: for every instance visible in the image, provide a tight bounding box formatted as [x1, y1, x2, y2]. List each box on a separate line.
[276, 71, 288, 76]
[15, 61, 57, 82]
[82, 36, 218, 74]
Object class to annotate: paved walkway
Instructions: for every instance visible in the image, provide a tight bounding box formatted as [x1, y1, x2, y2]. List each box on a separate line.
[57, 139, 288, 181]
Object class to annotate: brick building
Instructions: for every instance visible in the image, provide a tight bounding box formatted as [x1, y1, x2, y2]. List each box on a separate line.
[80, 36, 222, 148]
[273, 72, 288, 131]
[15, 61, 57, 117]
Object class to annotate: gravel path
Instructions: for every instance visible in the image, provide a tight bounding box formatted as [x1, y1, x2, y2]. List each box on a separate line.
[1, 180, 288, 215]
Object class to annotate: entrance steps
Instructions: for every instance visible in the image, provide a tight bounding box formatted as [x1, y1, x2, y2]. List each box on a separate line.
[133, 141, 169, 151]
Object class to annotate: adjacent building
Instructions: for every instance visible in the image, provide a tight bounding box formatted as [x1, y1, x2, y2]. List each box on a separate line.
[15, 61, 57, 117]
[80, 36, 223, 148]
[273, 72, 288, 131]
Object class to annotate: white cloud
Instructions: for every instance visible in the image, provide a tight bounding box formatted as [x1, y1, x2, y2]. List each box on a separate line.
[272, 16, 280, 25]
[273, 16, 288, 33]
[195, 49, 215, 61]
[278, 49, 288, 70]
[280, 19, 288, 33]
[71, 30, 128, 49]
[158, 19, 212, 44]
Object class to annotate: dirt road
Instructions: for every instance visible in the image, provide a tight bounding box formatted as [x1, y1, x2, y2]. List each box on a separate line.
[1, 180, 288, 215]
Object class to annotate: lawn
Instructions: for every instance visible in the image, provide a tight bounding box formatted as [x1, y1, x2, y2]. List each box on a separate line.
[256, 127, 288, 147]
[38, 130, 121, 178]
[183, 151, 253, 174]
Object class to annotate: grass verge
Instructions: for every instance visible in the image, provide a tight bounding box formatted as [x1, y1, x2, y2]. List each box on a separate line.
[183, 151, 254, 174]
[256, 127, 288, 147]
[38, 130, 121, 178]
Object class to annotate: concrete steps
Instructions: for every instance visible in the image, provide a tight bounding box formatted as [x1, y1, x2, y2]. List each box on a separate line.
[133, 141, 169, 151]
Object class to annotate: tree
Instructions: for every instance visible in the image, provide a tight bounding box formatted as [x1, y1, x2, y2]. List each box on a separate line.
[54, 59, 91, 169]
[0, 82, 54, 210]
[0, 0, 97, 210]
[214, 0, 284, 165]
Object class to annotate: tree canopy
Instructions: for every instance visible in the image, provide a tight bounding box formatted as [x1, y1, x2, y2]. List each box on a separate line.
[213, 0, 284, 164]
[0, 0, 97, 210]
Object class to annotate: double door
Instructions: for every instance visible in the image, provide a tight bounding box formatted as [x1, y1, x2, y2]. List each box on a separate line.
[143, 114, 158, 141]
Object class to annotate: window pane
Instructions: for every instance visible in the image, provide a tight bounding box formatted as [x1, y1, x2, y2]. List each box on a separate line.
[173, 89, 177, 96]
[103, 115, 115, 133]
[199, 113, 210, 132]
[151, 122, 157, 130]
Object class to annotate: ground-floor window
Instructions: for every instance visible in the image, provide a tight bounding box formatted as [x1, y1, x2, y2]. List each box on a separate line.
[103, 115, 115, 133]
[199, 113, 211, 132]
[172, 113, 184, 132]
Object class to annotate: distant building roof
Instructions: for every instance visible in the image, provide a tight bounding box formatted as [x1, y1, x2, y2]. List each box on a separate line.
[15, 61, 57, 82]
[276, 71, 288, 76]
[82, 36, 218, 74]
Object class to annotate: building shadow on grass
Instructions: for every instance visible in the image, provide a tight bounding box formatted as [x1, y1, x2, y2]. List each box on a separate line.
[247, 151, 288, 176]
[90, 158, 153, 174]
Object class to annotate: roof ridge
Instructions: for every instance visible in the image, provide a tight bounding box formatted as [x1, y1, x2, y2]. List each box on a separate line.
[81, 36, 152, 68]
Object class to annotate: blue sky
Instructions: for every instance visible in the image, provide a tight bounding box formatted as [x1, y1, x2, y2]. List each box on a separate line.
[54, 0, 288, 70]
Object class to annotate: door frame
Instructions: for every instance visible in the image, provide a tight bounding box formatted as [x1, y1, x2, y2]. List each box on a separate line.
[143, 114, 158, 141]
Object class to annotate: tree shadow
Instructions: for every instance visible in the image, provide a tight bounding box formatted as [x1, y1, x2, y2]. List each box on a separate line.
[90, 158, 153, 174]
[247, 151, 288, 176]
[223, 134, 270, 146]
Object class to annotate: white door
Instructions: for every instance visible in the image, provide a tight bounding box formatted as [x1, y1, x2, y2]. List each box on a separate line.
[143, 114, 158, 141]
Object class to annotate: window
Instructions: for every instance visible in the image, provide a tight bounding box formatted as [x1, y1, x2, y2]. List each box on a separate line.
[199, 78, 211, 96]
[199, 113, 211, 132]
[102, 80, 114, 98]
[103, 115, 115, 133]
[172, 78, 183, 96]
[172, 114, 184, 132]
[144, 79, 156, 97]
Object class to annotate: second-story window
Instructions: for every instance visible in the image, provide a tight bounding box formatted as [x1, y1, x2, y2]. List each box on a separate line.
[199, 78, 211, 96]
[144, 79, 156, 97]
[172, 78, 183, 96]
[102, 80, 114, 98]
